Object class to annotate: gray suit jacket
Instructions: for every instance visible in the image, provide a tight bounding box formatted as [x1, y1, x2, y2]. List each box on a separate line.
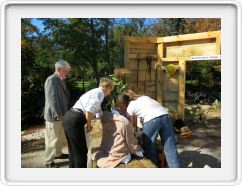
[44, 73, 71, 122]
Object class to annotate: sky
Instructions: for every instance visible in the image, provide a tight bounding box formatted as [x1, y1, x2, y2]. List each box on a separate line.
[31, 18, 158, 32]
[31, 19, 45, 32]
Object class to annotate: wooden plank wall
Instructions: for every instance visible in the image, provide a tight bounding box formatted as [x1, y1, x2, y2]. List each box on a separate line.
[161, 61, 179, 119]
[124, 38, 158, 100]
[124, 31, 221, 120]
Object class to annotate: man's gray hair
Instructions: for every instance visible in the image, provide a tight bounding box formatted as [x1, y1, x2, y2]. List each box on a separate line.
[55, 60, 71, 70]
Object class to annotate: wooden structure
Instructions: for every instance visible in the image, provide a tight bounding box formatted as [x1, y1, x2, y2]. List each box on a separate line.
[124, 31, 221, 120]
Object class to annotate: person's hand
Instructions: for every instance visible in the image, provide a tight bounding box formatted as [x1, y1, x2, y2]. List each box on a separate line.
[86, 125, 93, 133]
[135, 150, 144, 158]
[56, 116, 63, 121]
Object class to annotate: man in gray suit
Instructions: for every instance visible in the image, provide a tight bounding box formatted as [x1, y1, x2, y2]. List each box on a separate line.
[44, 60, 71, 168]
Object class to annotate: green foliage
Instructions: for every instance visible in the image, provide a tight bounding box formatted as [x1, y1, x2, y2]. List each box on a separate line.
[21, 19, 44, 97]
[71, 81, 93, 90]
[186, 60, 221, 91]
[101, 75, 128, 111]
[184, 18, 221, 34]
[185, 105, 209, 124]
[162, 18, 186, 35]
[212, 99, 221, 110]
[109, 75, 128, 98]
[185, 99, 220, 125]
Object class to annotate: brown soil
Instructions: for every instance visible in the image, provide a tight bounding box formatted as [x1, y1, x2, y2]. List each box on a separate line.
[21, 123, 45, 136]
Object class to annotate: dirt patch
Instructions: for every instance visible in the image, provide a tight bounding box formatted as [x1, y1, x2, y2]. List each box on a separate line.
[22, 139, 45, 154]
[21, 123, 45, 136]
[176, 108, 221, 168]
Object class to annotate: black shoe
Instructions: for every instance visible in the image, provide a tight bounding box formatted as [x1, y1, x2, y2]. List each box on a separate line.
[46, 162, 59, 168]
[55, 153, 69, 159]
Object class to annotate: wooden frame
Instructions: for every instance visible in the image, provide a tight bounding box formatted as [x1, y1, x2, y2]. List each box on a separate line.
[124, 31, 221, 120]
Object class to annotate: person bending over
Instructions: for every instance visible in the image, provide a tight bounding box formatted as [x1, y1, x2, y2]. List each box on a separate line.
[125, 90, 181, 168]
[63, 78, 114, 168]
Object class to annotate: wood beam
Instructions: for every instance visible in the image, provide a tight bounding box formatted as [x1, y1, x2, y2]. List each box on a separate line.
[124, 36, 157, 43]
[178, 60, 186, 120]
[157, 31, 220, 43]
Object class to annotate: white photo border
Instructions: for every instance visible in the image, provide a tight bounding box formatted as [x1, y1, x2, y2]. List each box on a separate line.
[1, 0, 242, 185]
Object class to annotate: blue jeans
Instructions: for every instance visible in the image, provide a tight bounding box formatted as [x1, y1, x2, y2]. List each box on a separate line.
[143, 115, 181, 168]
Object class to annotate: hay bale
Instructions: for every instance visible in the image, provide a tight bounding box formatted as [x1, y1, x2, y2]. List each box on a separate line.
[116, 158, 157, 168]
[91, 119, 103, 139]
[91, 157, 157, 168]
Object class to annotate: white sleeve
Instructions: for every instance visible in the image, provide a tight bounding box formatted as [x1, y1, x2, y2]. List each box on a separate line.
[85, 90, 104, 114]
[127, 101, 134, 116]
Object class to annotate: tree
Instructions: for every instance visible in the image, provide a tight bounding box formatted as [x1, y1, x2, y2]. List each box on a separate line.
[186, 60, 221, 91]
[163, 18, 186, 35]
[184, 18, 221, 33]
[21, 18, 41, 96]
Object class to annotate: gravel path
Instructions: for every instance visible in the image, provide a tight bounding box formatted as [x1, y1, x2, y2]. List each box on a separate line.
[21, 128, 45, 142]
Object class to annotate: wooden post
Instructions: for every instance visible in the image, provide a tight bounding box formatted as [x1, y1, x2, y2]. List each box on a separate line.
[124, 37, 129, 71]
[216, 32, 221, 54]
[178, 59, 186, 120]
[157, 42, 163, 104]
